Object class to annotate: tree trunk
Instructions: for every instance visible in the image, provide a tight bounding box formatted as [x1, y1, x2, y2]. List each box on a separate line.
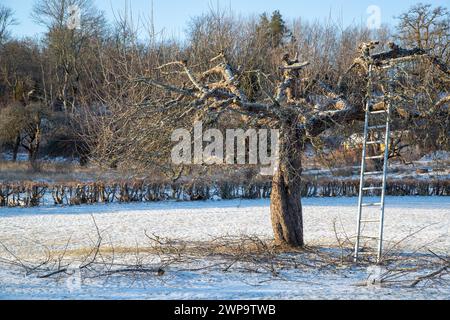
[12, 134, 20, 162]
[270, 121, 304, 247]
[28, 124, 41, 163]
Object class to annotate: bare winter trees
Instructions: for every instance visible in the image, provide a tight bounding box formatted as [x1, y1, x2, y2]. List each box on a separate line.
[0, 40, 44, 162]
[0, 3, 445, 166]
[0, 103, 49, 163]
[396, 3, 449, 60]
[32, 0, 106, 113]
[0, 5, 16, 44]
[393, 3, 450, 153]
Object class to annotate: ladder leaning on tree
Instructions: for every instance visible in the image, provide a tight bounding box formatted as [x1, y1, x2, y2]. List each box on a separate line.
[354, 62, 393, 264]
[350, 41, 448, 263]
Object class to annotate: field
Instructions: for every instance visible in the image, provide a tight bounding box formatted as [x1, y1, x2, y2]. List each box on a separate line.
[0, 196, 448, 300]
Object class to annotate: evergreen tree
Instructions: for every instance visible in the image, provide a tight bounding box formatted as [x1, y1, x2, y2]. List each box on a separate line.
[257, 10, 291, 48]
[269, 10, 288, 47]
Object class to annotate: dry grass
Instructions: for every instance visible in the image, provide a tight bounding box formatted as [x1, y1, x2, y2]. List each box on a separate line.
[0, 160, 117, 183]
[48, 236, 309, 262]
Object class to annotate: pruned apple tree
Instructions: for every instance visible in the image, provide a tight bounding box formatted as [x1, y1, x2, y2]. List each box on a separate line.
[75, 31, 448, 248]
[124, 41, 449, 248]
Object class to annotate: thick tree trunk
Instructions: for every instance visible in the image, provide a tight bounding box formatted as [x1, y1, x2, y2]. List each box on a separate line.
[270, 122, 304, 247]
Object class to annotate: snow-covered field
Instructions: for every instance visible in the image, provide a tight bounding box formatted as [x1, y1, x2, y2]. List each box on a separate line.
[0, 196, 449, 300]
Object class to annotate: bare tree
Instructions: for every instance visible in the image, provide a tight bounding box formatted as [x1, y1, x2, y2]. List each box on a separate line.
[393, 4, 450, 153]
[396, 3, 449, 61]
[32, 0, 106, 113]
[0, 102, 50, 163]
[0, 5, 17, 44]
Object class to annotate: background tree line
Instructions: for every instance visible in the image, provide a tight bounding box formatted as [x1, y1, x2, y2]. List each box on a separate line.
[0, 1, 448, 172]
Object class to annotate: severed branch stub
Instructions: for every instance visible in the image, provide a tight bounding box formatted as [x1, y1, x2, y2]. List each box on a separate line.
[345, 41, 449, 75]
[276, 53, 309, 104]
[201, 52, 248, 103]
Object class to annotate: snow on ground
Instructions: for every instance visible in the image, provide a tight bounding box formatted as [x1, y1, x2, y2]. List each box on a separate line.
[0, 196, 449, 300]
[1, 264, 449, 300]
[1, 152, 78, 164]
[0, 197, 448, 256]
[302, 150, 450, 180]
[418, 151, 450, 163]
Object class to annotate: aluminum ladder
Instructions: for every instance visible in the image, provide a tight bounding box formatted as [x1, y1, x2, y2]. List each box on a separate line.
[354, 64, 392, 263]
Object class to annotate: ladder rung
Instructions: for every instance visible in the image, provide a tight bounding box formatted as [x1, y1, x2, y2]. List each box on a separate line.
[370, 110, 387, 114]
[361, 202, 382, 207]
[368, 125, 387, 130]
[360, 219, 381, 223]
[359, 236, 380, 240]
[362, 187, 384, 191]
[364, 171, 383, 176]
[366, 140, 383, 145]
[365, 155, 384, 160]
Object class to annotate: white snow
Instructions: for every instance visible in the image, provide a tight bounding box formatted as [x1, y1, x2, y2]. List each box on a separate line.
[1, 152, 78, 164]
[0, 196, 449, 300]
[419, 151, 450, 163]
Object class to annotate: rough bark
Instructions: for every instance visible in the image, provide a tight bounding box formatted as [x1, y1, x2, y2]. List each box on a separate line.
[270, 121, 304, 247]
[12, 134, 20, 162]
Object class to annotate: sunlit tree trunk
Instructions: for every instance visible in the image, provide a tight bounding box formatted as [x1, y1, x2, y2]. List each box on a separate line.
[270, 122, 304, 247]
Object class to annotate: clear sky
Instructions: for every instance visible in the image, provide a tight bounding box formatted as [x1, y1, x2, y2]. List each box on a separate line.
[1, 0, 449, 39]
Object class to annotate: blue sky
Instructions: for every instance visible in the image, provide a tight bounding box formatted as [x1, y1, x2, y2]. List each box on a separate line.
[1, 0, 448, 39]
